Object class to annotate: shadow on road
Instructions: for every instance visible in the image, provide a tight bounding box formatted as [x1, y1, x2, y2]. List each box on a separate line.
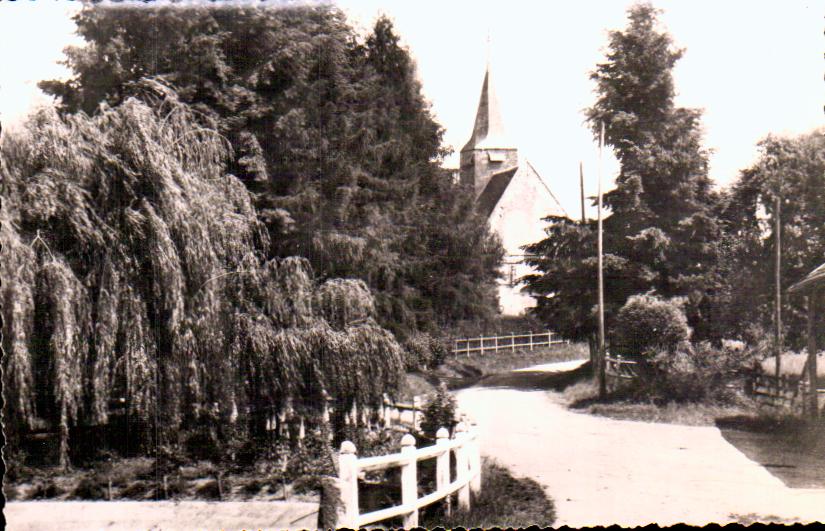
[715, 415, 825, 489]
[471, 361, 593, 392]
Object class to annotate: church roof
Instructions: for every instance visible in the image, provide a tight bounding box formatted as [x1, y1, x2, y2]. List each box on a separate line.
[461, 66, 515, 152]
[476, 166, 518, 218]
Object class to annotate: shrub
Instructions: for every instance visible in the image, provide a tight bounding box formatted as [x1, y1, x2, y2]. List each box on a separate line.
[638, 342, 754, 403]
[403, 333, 449, 371]
[119, 480, 150, 499]
[27, 479, 63, 500]
[611, 294, 691, 358]
[72, 474, 108, 500]
[195, 477, 229, 500]
[420, 384, 457, 437]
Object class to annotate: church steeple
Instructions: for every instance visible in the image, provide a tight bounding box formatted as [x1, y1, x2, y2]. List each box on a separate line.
[462, 66, 513, 152]
[460, 63, 518, 197]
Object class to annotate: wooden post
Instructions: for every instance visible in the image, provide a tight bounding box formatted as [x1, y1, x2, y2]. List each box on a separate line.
[338, 441, 359, 529]
[383, 394, 391, 429]
[400, 434, 419, 528]
[807, 293, 819, 418]
[529, 331, 534, 351]
[455, 422, 471, 511]
[435, 427, 451, 517]
[775, 195, 782, 386]
[511, 333, 516, 352]
[494, 335, 498, 354]
[597, 121, 607, 400]
[469, 421, 481, 495]
[412, 396, 422, 432]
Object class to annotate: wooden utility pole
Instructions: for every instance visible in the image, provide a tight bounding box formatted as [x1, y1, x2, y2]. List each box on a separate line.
[806, 292, 819, 418]
[579, 161, 586, 224]
[597, 122, 606, 399]
[775, 195, 782, 382]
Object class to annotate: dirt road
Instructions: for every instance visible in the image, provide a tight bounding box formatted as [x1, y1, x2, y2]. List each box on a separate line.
[455, 361, 825, 527]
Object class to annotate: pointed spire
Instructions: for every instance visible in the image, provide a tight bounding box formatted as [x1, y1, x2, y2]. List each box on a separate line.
[462, 62, 514, 152]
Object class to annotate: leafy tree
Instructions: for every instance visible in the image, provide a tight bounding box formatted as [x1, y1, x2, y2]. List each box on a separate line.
[1, 83, 404, 466]
[719, 130, 825, 348]
[524, 3, 721, 341]
[41, 4, 501, 338]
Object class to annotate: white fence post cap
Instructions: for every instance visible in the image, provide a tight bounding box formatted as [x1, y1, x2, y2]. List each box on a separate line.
[436, 427, 449, 440]
[401, 433, 416, 447]
[340, 440, 357, 454]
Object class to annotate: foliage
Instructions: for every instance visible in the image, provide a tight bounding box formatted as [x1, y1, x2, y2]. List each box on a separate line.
[40, 4, 502, 337]
[1, 84, 403, 467]
[718, 130, 825, 349]
[420, 383, 457, 437]
[639, 342, 755, 403]
[525, 3, 721, 342]
[72, 474, 108, 500]
[403, 332, 448, 371]
[610, 294, 691, 357]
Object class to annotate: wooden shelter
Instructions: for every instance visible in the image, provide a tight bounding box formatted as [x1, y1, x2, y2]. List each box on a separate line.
[788, 262, 825, 418]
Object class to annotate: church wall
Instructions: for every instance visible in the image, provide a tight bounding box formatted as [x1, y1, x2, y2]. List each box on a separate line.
[488, 161, 564, 315]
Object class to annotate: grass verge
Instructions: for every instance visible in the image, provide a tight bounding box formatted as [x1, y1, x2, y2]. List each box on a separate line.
[420, 458, 556, 529]
[559, 379, 759, 426]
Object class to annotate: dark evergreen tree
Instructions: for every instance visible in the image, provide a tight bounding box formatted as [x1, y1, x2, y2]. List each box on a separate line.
[41, 5, 502, 338]
[524, 3, 722, 341]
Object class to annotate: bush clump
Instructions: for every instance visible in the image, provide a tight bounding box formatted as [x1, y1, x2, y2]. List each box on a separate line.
[72, 474, 108, 500]
[641, 341, 756, 403]
[403, 333, 448, 371]
[611, 294, 691, 358]
[420, 383, 457, 437]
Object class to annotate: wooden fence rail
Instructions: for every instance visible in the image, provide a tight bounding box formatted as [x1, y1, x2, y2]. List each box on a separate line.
[452, 331, 566, 356]
[746, 371, 825, 415]
[335, 422, 481, 529]
[604, 354, 640, 390]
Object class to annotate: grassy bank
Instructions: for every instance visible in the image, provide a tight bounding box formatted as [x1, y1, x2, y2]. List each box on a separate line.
[420, 458, 556, 529]
[559, 379, 760, 426]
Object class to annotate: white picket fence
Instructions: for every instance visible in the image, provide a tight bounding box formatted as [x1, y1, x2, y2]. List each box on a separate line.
[334, 421, 481, 528]
[452, 330, 566, 356]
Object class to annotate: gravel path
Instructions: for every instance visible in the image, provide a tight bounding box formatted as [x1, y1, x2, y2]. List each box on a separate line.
[455, 360, 825, 527]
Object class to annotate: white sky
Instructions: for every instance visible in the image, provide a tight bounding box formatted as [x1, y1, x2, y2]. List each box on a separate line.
[1, 0, 822, 217]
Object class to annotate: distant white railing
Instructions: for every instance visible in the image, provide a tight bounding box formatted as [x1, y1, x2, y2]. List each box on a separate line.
[452, 331, 566, 356]
[334, 421, 481, 529]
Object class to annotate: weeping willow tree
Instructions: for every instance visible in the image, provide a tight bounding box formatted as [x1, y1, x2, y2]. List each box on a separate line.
[1, 80, 403, 467]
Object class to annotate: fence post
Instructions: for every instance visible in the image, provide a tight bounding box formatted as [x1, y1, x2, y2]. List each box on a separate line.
[455, 422, 471, 511]
[511, 333, 516, 352]
[338, 441, 359, 529]
[413, 396, 422, 431]
[382, 394, 392, 429]
[469, 421, 481, 495]
[435, 427, 451, 516]
[529, 331, 534, 351]
[400, 434, 419, 528]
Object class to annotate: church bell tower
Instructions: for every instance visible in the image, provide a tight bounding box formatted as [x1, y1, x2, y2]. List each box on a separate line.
[459, 65, 518, 198]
